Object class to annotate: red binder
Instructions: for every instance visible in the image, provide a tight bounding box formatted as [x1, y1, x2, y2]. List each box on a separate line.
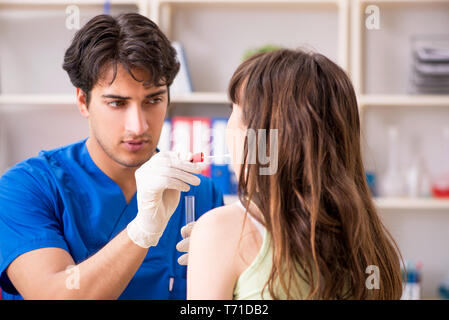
[172, 116, 211, 177]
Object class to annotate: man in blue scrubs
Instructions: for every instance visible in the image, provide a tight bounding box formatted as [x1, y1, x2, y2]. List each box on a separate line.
[0, 13, 223, 299]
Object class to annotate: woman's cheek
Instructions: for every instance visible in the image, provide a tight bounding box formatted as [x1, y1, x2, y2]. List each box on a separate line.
[226, 129, 245, 178]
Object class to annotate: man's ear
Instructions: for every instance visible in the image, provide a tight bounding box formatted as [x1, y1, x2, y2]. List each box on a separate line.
[76, 88, 89, 118]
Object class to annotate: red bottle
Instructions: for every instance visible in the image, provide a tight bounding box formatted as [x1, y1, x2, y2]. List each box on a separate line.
[432, 173, 449, 198]
[432, 128, 449, 198]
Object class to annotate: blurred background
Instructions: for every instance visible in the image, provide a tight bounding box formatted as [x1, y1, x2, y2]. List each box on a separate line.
[0, 0, 448, 299]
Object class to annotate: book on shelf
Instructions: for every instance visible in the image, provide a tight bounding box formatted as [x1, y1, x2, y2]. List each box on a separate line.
[211, 118, 237, 196]
[411, 35, 449, 94]
[170, 42, 193, 96]
[172, 116, 211, 177]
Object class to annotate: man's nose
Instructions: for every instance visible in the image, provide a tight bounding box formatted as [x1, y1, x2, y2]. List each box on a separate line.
[124, 104, 149, 136]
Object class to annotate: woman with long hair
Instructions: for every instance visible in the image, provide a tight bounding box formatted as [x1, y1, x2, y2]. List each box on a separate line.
[187, 48, 403, 299]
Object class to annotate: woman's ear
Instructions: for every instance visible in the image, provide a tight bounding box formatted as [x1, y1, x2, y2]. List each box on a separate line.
[76, 88, 89, 118]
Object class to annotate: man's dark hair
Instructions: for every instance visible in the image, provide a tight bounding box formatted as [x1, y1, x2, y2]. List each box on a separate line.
[62, 13, 179, 105]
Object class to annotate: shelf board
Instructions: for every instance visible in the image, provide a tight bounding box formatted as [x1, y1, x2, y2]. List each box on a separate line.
[158, 0, 342, 4]
[358, 94, 449, 108]
[0, 92, 231, 106]
[171, 92, 230, 104]
[358, 0, 449, 4]
[0, 94, 75, 106]
[374, 197, 449, 210]
[0, 0, 138, 5]
[225, 195, 449, 210]
[2, 93, 449, 109]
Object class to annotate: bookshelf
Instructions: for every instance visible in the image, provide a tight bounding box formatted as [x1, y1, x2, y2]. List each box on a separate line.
[0, 0, 448, 208]
[351, 0, 449, 299]
[351, 0, 449, 217]
[1, 0, 448, 209]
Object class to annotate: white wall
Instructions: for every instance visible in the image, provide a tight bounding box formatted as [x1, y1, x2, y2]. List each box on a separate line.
[0, 5, 138, 170]
[168, 3, 340, 92]
[0, 107, 88, 170]
[363, 2, 449, 94]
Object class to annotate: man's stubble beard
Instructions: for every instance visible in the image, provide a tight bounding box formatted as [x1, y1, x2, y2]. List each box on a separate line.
[93, 130, 155, 168]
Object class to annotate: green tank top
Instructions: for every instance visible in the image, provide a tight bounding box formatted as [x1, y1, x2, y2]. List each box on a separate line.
[233, 202, 310, 300]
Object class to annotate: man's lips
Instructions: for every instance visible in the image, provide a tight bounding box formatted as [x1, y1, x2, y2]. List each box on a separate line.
[123, 139, 148, 144]
[122, 139, 149, 151]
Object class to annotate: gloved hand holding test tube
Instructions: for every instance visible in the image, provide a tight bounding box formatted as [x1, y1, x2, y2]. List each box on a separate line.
[177, 196, 196, 266]
[176, 152, 230, 266]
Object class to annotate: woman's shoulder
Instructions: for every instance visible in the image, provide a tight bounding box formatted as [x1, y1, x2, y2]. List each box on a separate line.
[199, 202, 243, 221]
[192, 202, 246, 241]
[191, 201, 264, 275]
[190, 201, 264, 257]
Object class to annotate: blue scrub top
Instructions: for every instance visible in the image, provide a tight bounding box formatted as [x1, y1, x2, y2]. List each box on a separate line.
[0, 139, 224, 300]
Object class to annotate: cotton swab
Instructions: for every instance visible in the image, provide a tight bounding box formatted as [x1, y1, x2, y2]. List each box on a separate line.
[191, 152, 230, 163]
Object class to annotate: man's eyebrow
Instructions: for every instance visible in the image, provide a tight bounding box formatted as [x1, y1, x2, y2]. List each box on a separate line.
[101, 89, 167, 100]
[101, 94, 131, 100]
[145, 89, 167, 98]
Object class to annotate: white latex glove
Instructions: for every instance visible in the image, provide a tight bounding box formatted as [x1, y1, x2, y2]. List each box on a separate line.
[127, 151, 202, 248]
[176, 222, 195, 265]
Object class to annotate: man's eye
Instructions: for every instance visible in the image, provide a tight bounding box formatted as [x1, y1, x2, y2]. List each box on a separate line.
[107, 100, 126, 108]
[146, 97, 163, 104]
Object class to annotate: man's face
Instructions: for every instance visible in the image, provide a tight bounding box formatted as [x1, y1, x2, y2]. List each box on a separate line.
[84, 64, 168, 168]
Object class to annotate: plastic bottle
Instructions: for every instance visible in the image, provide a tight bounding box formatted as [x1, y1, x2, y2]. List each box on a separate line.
[439, 273, 449, 299]
[405, 137, 431, 198]
[379, 126, 405, 197]
[432, 127, 449, 198]
[401, 261, 422, 300]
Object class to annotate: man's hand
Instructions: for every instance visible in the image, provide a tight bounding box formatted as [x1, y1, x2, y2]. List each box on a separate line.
[127, 151, 202, 248]
[176, 222, 194, 265]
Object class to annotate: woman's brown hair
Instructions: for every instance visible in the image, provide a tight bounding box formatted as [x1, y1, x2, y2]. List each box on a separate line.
[228, 49, 403, 299]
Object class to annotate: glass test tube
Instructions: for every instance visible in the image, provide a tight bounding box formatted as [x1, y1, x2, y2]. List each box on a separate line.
[185, 195, 195, 224]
